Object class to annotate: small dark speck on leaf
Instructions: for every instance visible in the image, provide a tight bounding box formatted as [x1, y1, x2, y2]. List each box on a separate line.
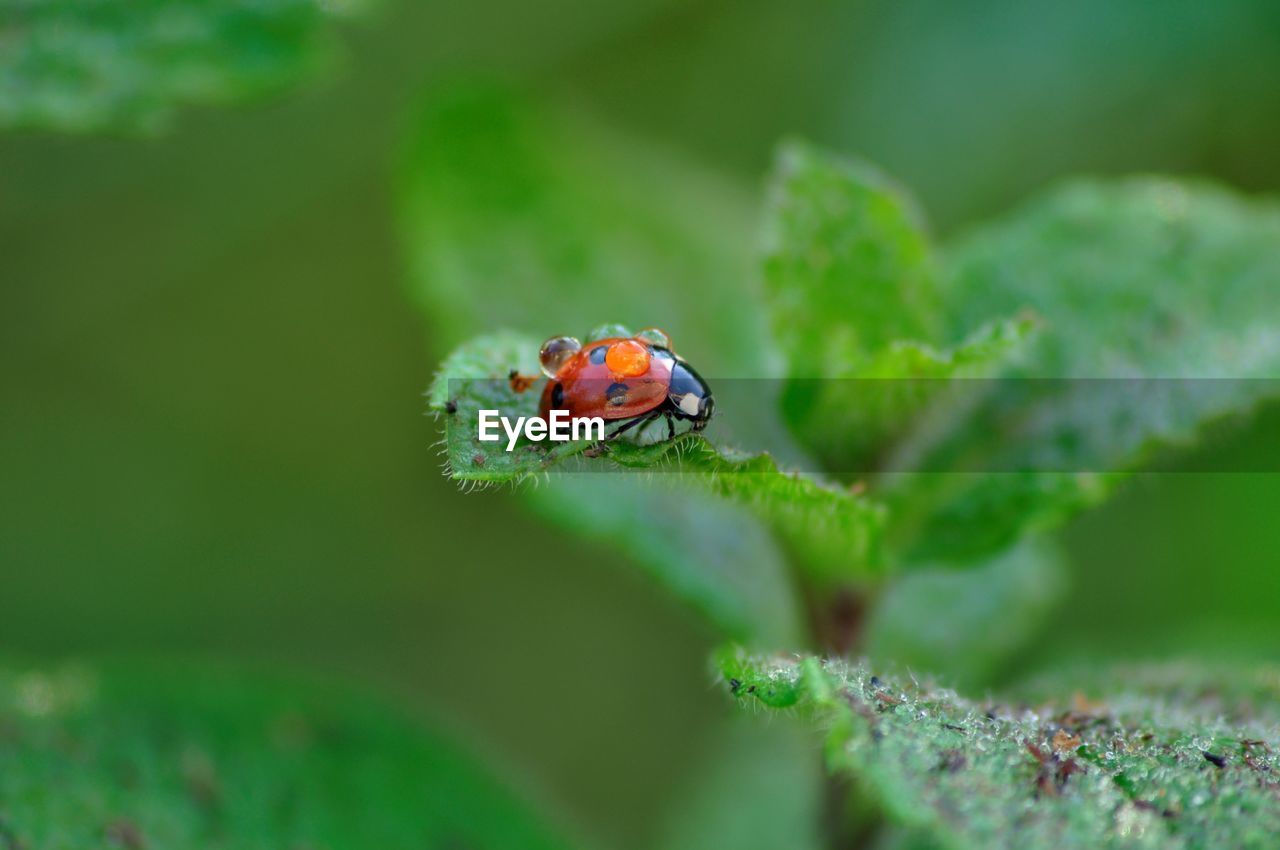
[1134, 799, 1179, 819]
[942, 723, 966, 732]
[1057, 758, 1084, 785]
[1204, 750, 1227, 768]
[869, 676, 881, 688]
[471, 453, 486, 467]
[727, 678, 742, 694]
[444, 399, 458, 414]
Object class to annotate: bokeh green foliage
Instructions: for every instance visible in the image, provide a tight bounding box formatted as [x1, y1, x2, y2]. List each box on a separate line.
[0, 0, 362, 133]
[0, 661, 572, 849]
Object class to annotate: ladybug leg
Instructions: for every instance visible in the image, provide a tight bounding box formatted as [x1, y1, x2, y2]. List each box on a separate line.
[602, 411, 658, 444]
[664, 411, 675, 441]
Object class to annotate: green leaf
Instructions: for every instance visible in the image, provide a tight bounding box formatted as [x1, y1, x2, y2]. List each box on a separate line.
[721, 651, 1280, 850]
[885, 178, 1280, 561]
[942, 179, 1280, 378]
[400, 84, 768, 377]
[762, 143, 1034, 470]
[0, 0, 356, 134]
[430, 332, 886, 583]
[606, 437, 886, 583]
[781, 315, 1037, 472]
[864, 538, 1068, 689]
[0, 661, 578, 849]
[763, 141, 940, 367]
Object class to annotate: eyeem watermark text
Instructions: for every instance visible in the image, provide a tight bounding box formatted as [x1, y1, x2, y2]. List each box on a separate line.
[478, 409, 605, 451]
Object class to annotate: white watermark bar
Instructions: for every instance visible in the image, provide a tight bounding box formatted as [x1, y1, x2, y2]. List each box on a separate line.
[477, 409, 605, 451]
[444, 378, 1280, 472]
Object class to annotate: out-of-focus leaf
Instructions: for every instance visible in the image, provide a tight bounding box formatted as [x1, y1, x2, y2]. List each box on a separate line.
[429, 332, 886, 584]
[655, 714, 823, 850]
[762, 143, 1033, 469]
[0, 0, 357, 134]
[865, 538, 1068, 688]
[1014, 660, 1280, 728]
[0, 661, 579, 849]
[400, 84, 768, 377]
[781, 316, 1036, 471]
[886, 179, 1280, 561]
[524, 476, 805, 648]
[763, 141, 939, 364]
[721, 650, 1280, 850]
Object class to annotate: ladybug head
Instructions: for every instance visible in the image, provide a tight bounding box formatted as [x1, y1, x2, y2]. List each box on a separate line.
[667, 358, 714, 429]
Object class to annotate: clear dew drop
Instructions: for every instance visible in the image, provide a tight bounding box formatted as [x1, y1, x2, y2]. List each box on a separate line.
[539, 335, 582, 379]
[586, 323, 632, 342]
[635, 327, 672, 350]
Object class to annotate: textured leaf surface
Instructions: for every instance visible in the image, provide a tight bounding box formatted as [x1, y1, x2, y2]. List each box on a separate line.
[0, 662, 575, 849]
[885, 179, 1280, 561]
[721, 651, 1280, 850]
[0, 0, 352, 133]
[427, 331, 591, 483]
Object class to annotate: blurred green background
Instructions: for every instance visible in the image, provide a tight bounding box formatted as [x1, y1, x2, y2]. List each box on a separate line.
[3, 1, 1280, 846]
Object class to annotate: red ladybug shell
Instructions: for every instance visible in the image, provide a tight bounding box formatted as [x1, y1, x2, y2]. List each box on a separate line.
[539, 337, 675, 421]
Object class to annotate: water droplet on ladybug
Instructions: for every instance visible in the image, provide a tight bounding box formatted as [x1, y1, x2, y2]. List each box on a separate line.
[586, 323, 632, 342]
[605, 339, 651, 377]
[539, 335, 582, 378]
[635, 327, 672, 350]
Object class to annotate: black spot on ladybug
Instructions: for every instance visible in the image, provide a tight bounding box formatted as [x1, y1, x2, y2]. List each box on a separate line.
[444, 400, 458, 414]
[606, 382, 629, 406]
[589, 345, 608, 365]
[551, 382, 564, 408]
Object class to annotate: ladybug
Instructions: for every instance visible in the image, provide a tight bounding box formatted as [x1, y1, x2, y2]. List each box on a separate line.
[538, 328, 714, 441]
